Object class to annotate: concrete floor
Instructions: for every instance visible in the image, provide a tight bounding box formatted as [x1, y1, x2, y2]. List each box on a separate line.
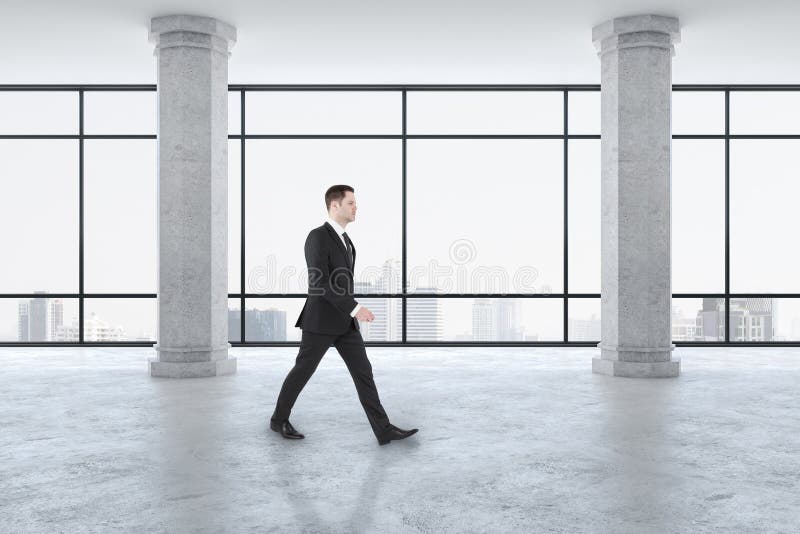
[1, 347, 798, 533]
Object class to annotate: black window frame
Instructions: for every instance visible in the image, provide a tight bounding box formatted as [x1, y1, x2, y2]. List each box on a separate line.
[1, 83, 799, 347]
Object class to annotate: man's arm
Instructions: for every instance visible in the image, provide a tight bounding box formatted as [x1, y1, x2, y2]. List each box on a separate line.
[305, 230, 359, 316]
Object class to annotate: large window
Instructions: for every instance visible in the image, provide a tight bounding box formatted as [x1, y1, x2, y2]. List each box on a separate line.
[0, 89, 156, 343]
[2, 86, 797, 345]
[671, 88, 800, 342]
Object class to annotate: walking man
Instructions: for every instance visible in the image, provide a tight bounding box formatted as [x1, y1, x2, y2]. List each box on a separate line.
[270, 185, 418, 446]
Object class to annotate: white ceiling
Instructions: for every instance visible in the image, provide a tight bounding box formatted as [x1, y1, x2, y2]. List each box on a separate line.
[2, 0, 799, 85]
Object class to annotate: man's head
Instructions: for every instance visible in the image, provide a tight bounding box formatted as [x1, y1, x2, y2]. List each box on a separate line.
[325, 184, 356, 226]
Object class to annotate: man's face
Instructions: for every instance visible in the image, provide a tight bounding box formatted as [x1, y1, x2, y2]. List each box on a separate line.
[332, 191, 357, 223]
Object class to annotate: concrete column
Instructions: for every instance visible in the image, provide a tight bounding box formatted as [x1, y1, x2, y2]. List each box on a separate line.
[148, 15, 236, 378]
[592, 15, 681, 378]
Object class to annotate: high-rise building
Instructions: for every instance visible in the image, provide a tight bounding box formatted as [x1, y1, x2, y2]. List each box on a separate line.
[569, 314, 601, 341]
[228, 308, 241, 342]
[29, 294, 48, 341]
[17, 301, 30, 342]
[407, 287, 442, 341]
[729, 298, 773, 341]
[355, 280, 383, 341]
[244, 308, 286, 341]
[354, 259, 402, 342]
[494, 299, 524, 341]
[17, 293, 52, 341]
[686, 298, 774, 341]
[49, 299, 63, 341]
[472, 298, 525, 341]
[698, 298, 723, 341]
[380, 259, 402, 340]
[472, 298, 494, 341]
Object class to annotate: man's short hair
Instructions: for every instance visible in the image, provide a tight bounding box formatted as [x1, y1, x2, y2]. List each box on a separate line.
[325, 185, 354, 210]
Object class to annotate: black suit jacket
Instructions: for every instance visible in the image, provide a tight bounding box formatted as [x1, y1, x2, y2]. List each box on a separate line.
[295, 222, 360, 335]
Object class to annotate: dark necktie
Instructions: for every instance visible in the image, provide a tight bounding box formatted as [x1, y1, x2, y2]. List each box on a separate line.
[342, 232, 354, 267]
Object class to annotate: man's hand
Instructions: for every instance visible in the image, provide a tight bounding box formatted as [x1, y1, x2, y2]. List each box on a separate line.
[355, 307, 375, 322]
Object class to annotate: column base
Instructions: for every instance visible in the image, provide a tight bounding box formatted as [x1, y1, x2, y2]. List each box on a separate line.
[149, 358, 237, 378]
[592, 357, 680, 378]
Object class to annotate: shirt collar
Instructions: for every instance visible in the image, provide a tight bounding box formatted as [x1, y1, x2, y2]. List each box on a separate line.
[325, 217, 347, 237]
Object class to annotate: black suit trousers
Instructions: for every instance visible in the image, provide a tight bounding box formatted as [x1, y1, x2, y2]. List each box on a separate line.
[271, 319, 391, 438]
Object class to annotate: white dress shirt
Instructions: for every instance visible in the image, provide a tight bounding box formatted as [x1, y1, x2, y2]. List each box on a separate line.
[326, 217, 361, 317]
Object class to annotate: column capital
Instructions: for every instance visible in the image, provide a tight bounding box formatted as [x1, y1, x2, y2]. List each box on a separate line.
[149, 15, 237, 56]
[592, 15, 680, 56]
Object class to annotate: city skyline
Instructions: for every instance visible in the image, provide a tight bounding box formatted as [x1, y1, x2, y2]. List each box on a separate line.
[15, 293, 152, 342]
[7, 283, 800, 342]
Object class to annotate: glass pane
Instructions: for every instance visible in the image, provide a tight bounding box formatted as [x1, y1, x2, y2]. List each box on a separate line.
[568, 298, 600, 342]
[229, 91, 241, 135]
[84, 140, 157, 293]
[568, 140, 600, 293]
[245, 140, 401, 294]
[567, 91, 600, 135]
[407, 91, 563, 135]
[730, 140, 800, 292]
[229, 140, 241, 294]
[407, 297, 562, 342]
[83, 91, 157, 135]
[407, 139, 562, 293]
[0, 91, 77, 134]
[246, 91, 400, 135]
[730, 91, 800, 134]
[0, 297, 78, 342]
[84, 298, 156, 341]
[772, 299, 800, 341]
[672, 91, 725, 135]
[672, 298, 725, 342]
[729, 297, 774, 342]
[228, 298, 241, 343]
[0, 140, 78, 292]
[351, 297, 401, 342]
[244, 298, 304, 342]
[672, 140, 725, 293]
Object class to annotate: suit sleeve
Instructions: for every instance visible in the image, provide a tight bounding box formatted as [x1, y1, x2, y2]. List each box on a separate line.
[305, 230, 358, 316]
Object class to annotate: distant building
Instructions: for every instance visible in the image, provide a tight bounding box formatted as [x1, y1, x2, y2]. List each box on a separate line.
[55, 313, 126, 341]
[228, 309, 241, 342]
[407, 287, 442, 341]
[569, 314, 601, 341]
[355, 259, 402, 342]
[49, 299, 63, 341]
[670, 298, 774, 341]
[494, 299, 525, 341]
[243, 308, 286, 341]
[29, 294, 49, 341]
[729, 298, 773, 341]
[472, 299, 494, 341]
[472, 298, 526, 341]
[698, 297, 724, 341]
[17, 293, 64, 341]
[355, 280, 383, 342]
[17, 301, 30, 341]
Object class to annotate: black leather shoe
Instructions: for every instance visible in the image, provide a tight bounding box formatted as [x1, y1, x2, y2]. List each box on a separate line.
[377, 424, 418, 445]
[270, 419, 305, 439]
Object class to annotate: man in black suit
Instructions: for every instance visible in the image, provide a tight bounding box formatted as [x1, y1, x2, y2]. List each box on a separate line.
[270, 185, 418, 446]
